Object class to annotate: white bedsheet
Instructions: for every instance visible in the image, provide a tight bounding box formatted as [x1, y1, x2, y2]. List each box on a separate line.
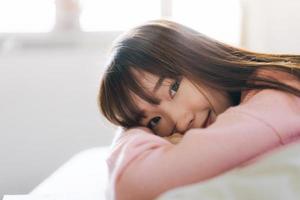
[29, 142, 300, 200]
[30, 147, 110, 200]
[157, 141, 300, 200]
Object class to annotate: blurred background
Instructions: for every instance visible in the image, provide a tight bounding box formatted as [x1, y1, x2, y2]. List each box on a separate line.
[1, 0, 300, 198]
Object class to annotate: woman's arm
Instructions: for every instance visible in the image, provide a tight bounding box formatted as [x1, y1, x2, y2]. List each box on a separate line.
[110, 89, 300, 200]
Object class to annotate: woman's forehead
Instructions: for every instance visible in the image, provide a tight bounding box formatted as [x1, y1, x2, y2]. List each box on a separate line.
[131, 69, 175, 96]
[128, 69, 165, 113]
[129, 70, 158, 103]
[130, 92, 151, 111]
[131, 69, 160, 90]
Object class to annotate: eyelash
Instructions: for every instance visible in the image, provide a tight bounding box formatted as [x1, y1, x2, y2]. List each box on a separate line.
[147, 79, 181, 130]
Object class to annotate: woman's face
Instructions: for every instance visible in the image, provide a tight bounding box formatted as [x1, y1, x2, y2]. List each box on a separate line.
[131, 70, 234, 137]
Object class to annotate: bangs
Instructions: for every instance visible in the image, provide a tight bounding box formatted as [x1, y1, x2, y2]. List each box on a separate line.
[100, 27, 182, 128]
[120, 69, 161, 127]
[103, 65, 168, 128]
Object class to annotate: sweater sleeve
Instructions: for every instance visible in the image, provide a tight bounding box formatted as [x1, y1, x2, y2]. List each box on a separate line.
[106, 89, 300, 200]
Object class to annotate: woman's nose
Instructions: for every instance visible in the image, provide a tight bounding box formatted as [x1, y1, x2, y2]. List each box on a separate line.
[174, 113, 194, 133]
[159, 101, 193, 133]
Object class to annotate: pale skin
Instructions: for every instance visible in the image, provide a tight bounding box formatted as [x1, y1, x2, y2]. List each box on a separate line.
[130, 69, 234, 144]
[132, 70, 236, 143]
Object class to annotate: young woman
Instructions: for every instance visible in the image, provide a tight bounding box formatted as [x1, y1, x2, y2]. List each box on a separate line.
[98, 19, 300, 200]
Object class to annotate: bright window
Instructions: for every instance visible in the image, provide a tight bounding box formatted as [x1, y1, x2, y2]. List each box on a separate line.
[0, 0, 241, 46]
[172, 0, 241, 45]
[0, 0, 55, 33]
[79, 0, 161, 31]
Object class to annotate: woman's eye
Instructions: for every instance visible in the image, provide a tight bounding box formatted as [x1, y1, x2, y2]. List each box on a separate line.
[147, 116, 161, 130]
[169, 80, 180, 97]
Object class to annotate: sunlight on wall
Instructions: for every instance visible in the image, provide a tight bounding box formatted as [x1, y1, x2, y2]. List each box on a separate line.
[79, 0, 161, 31]
[0, 0, 241, 45]
[172, 0, 241, 46]
[0, 0, 55, 33]
[79, 0, 241, 45]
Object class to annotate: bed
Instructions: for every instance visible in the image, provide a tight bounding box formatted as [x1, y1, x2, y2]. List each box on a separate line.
[29, 141, 300, 200]
[157, 141, 300, 200]
[29, 146, 110, 200]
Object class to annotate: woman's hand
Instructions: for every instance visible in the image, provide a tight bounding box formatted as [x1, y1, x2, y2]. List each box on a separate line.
[121, 126, 184, 145]
[163, 133, 184, 145]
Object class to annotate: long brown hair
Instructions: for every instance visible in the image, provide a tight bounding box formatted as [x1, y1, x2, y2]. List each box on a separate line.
[98, 19, 300, 129]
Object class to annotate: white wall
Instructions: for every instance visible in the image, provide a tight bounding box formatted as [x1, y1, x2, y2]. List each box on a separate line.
[0, 42, 118, 198]
[240, 0, 300, 53]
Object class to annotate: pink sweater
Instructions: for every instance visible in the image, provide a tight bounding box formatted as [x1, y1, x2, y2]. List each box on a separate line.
[105, 71, 300, 200]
